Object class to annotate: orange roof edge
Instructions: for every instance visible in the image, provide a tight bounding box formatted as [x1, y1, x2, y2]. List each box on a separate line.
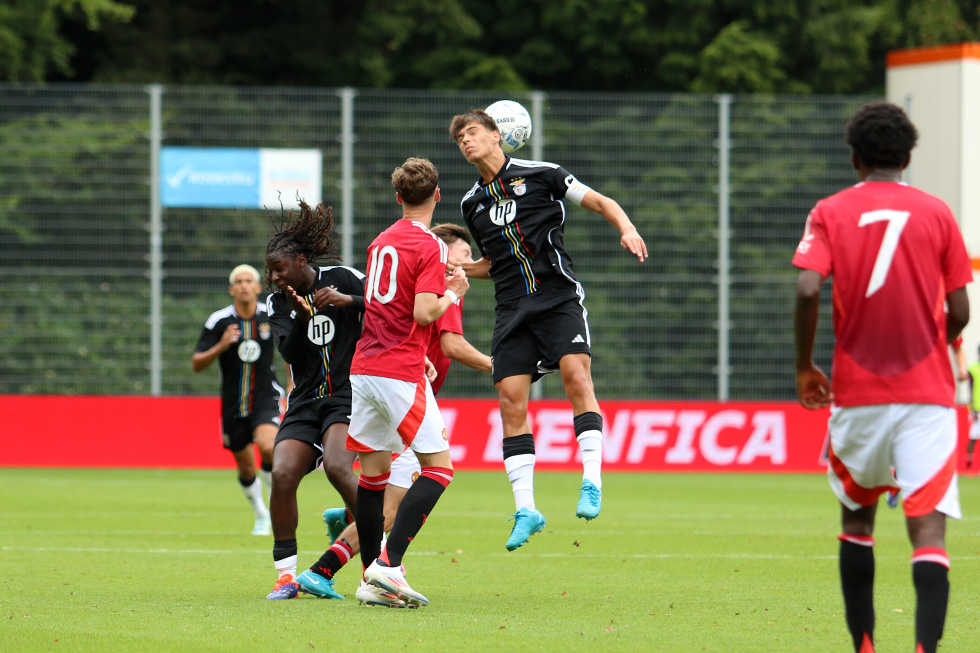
[888, 43, 980, 67]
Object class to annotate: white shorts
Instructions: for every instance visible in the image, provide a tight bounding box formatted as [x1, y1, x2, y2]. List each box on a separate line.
[827, 404, 960, 519]
[347, 374, 449, 457]
[389, 447, 421, 489]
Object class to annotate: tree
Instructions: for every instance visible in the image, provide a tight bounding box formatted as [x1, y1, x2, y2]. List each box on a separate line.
[0, 0, 134, 81]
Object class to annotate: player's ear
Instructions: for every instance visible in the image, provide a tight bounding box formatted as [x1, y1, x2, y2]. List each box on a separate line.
[433, 187, 441, 202]
[395, 193, 403, 205]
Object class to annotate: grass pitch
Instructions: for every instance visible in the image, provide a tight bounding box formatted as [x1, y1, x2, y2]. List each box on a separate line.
[2, 468, 978, 651]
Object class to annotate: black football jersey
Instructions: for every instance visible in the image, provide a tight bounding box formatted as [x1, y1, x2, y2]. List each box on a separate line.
[195, 304, 284, 419]
[266, 265, 365, 402]
[460, 157, 589, 302]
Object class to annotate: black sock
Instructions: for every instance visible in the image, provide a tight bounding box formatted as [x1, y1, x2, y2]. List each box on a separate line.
[311, 540, 353, 580]
[238, 475, 256, 486]
[839, 538, 875, 652]
[273, 538, 297, 561]
[384, 469, 452, 568]
[913, 559, 949, 653]
[355, 473, 388, 570]
[261, 461, 273, 473]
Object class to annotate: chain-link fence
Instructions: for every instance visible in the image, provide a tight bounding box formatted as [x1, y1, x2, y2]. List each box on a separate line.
[0, 84, 873, 399]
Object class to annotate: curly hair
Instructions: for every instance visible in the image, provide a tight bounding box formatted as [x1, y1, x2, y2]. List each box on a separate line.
[846, 103, 918, 170]
[264, 200, 339, 289]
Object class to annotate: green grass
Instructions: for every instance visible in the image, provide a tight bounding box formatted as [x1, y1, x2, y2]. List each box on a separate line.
[1, 469, 978, 651]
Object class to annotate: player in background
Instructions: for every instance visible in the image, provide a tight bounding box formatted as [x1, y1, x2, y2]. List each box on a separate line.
[793, 102, 971, 653]
[322, 223, 492, 554]
[448, 108, 647, 551]
[263, 202, 366, 601]
[192, 264, 286, 537]
[348, 157, 469, 608]
[966, 345, 980, 475]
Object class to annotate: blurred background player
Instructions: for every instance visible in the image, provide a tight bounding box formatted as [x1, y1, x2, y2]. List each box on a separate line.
[448, 108, 647, 551]
[192, 264, 286, 537]
[347, 158, 469, 608]
[323, 223, 492, 553]
[263, 202, 366, 601]
[793, 102, 971, 653]
[967, 345, 980, 475]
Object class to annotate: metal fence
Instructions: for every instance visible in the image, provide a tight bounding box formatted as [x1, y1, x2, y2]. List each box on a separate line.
[0, 84, 875, 400]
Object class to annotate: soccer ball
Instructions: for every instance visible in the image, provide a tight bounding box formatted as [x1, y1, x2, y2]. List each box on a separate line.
[486, 100, 532, 153]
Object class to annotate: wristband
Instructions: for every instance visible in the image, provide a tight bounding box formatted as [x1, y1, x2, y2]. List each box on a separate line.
[444, 289, 458, 304]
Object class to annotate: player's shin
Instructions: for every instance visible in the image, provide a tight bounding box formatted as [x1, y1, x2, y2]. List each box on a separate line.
[838, 535, 876, 652]
[383, 468, 453, 568]
[574, 411, 603, 486]
[503, 433, 536, 511]
[911, 548, 950, 653]
[354, 473, 388, 569]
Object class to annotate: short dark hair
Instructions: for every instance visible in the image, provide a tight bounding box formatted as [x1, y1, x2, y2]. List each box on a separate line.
[430, 222, 470, 246]
[391, 157, 439, 205]
[845, 102, 918, 170]
[449, 109, 497, 142]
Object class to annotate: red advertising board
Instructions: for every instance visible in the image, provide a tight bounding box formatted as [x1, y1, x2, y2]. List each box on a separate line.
[0, 395, 971, 473]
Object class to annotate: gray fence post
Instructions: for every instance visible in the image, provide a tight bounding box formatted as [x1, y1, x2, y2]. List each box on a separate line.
[147, 83, 164, 396]
[339, 87, 356, 265]
[715, 94, 732, 402]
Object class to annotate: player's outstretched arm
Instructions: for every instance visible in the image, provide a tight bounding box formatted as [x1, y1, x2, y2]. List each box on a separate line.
[459, 257, 491, 279]
[579, 190, 647, 262]
[440, 332, 492, 372]
[794, 269, 832, 409]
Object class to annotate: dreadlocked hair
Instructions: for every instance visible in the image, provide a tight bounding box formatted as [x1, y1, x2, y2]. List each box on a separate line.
[264, 200, 339, 289]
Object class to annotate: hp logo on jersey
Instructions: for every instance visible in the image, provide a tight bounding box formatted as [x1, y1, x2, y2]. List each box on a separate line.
[308, 315, 336, 346]
[238, 339, 261, 363]
[489, 199, 517, 226]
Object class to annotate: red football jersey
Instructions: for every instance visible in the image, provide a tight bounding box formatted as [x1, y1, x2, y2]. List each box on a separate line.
[352, 219, 449, 382]
[793, 181, 972, 407]
[426, 299, 464, 395]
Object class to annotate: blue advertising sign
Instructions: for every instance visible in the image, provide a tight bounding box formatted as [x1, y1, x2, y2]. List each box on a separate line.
[161, 147, 322, 209]
[161, 148, 260, 208]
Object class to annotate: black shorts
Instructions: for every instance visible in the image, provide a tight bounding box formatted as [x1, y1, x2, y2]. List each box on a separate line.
[275, 394, 352, 455]
[221, 405, 281, 453]
[491, 279, 591, 384]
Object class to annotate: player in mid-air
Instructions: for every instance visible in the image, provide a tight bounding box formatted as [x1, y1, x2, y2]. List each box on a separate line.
[192, 264, 286, 537]
[262, 201, 366, 601]
[322, 223, 492, 557]
[348, 157, 469, 608]
[793, 102, 971, 653]
[448, 108, 647, 551]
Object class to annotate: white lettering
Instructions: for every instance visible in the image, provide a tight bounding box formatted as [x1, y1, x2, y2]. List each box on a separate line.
[626, 410, 674, 463]
[533, 409, 576, 462]
[664, 410, 707, 464]
[737, 411, 787, 464]
[699, 410, 745, 465]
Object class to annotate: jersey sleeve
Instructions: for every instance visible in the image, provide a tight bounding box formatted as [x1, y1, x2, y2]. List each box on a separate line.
[416, 238, 449, 296]
[265, 294, 293, 351]
[549, 165, 592, 207]
[194, 323, 219, 353]
[792, 204, 832, 277]
[434, 300, 463, 336]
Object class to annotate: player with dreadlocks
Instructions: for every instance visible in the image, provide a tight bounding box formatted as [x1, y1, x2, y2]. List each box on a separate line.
[262, 200, 367, 601]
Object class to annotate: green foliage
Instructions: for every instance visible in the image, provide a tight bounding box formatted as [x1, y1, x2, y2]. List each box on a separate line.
[0, 0, 134, 81]
[22, 0, 975, 94]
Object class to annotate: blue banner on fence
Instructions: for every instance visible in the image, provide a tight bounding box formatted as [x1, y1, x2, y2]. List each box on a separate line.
[161, 147, 321, 209]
